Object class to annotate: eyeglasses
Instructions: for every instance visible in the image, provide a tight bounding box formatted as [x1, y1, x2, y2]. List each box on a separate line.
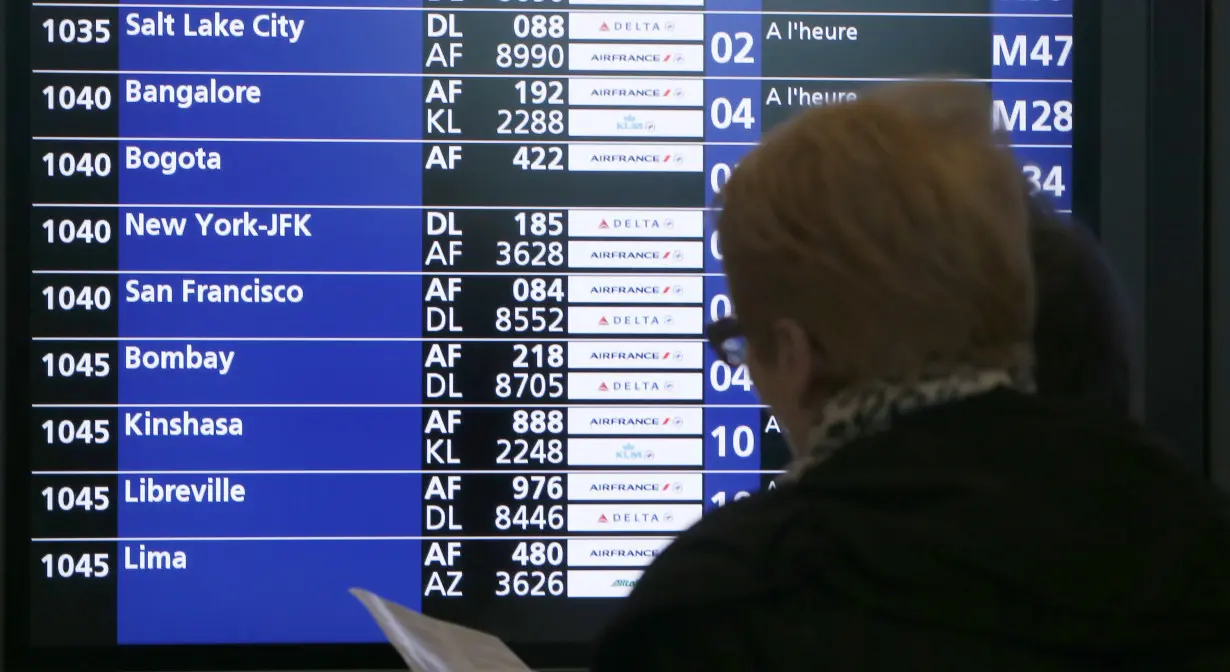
[705, 316, 748, 367]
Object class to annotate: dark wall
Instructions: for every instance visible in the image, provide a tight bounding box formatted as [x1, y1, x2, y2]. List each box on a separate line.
[1209, 1, 1230, 489]
[1095, 0, 1208, 473]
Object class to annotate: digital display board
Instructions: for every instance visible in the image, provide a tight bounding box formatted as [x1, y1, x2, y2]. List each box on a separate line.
[19, 0, 1073, 654]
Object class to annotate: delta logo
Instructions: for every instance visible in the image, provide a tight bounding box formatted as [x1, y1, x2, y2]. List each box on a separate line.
[597, 218, 676, 229]
[598, 513, 608, 523]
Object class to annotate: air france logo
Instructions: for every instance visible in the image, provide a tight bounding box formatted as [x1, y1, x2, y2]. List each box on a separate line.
[589, 52, 685, 64]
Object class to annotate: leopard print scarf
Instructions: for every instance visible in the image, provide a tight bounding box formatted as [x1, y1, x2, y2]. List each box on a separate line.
[780, 366, 1035, 482]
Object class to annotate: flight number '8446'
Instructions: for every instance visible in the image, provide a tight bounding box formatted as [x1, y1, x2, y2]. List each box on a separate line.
[495, 504, 564, 530]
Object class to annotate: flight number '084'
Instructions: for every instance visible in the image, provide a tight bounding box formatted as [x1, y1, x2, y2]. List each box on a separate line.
[495, 372, 565, 399]
[512, 277, 565, 302]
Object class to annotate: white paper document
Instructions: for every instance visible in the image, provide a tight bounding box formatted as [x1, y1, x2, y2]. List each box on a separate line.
[350, 588, 532, 672]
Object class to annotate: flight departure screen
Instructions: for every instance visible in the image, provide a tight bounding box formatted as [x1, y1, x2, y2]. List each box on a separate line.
[23, 0, 1073, 651]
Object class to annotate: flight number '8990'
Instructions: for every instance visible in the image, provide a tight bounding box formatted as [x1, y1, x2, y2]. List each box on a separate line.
[496, 306, 564, 333]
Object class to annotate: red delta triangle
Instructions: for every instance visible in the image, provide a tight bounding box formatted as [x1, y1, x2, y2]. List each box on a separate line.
[599, 220, 610, 228]
[598, 316, 609, 325]
[600, 22, 610, 31]
[598, 514, 608, 523]
[599, 382, 609, 391]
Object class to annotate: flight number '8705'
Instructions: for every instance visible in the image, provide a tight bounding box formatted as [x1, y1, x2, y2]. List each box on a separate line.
[496, 306, 564, 333]
[495, 372, 565, 399]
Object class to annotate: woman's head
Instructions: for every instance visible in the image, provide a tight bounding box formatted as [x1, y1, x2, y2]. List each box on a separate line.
[712, 84, 1035, 443]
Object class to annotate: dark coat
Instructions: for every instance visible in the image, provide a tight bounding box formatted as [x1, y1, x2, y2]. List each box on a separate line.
[592, 390, 1230, 671]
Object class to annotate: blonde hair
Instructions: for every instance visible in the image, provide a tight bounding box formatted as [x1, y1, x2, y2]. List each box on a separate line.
[717, 81, 1034, 396]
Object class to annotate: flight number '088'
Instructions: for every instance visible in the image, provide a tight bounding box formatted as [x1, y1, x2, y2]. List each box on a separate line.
[512, 14, 565, 39]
